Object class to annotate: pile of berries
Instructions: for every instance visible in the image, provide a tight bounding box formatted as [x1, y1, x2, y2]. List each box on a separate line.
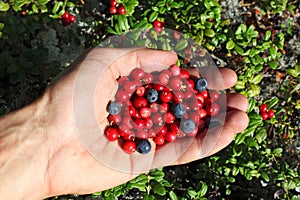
[109, 0, 126, 15]
[61, 12, 76, 26]
[259, 103, 275, 120]
[104, 65, 221, 154]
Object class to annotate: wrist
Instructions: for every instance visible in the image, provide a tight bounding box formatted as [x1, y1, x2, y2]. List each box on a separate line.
[0, 94, 51, 199]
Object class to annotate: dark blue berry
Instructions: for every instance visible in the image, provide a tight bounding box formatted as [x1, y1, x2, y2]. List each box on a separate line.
[136, 139, 151, 154]
[173, 103, 186, 118]
[205, 117, 220, 128]
[146, 89, 159, 103]
[181, 119, 195, 133]
[195, 78, 208, 92]
[107, 102, 121, 115]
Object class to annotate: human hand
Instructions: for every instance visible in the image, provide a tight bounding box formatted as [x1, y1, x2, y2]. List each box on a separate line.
[0, 47, 249, 199]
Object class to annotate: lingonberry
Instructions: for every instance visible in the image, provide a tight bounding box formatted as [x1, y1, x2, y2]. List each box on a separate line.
[196, 93, 205, 103]
[109, 6, 117, 14]
[198, 109, 208, 119]
[152, 112, 165, 124]
[136, 86, 146, 96]
[267, 109, 275, 118]
[184, 91, 194, 99]
[206, 102, 220, 116]
[140, 107, 151, 118]
[180, 69, 190, 79]
[160, 91, 173, 103]
[154, 135, 165, 145]
[62, 12, 69, 19]
[128, 105, 140, 118]
[189, 111, 201, 124]
[259, 104, 268, 113]
[157, 125, 168, 136]
[169, 77, 182, 90]
[133, 96, 148, 108]
[210, 90, 220, 102]
[108, 114, 122, 125]
[164, 131, 177, 142]
[137, 130, 148, 139]
[165, 112, 175, 124]
[155, 27, 163, 33]
[173, 90, 184, 102]
[186, 79, 195, 90]
[153, 83, 165, 92]
[123, 80, 137, 94]
[153, 19, 163, 28]
[195, 78, 208, 92]
[148, 129, 156, 138]
[117, 5, 126, 15]
[199, 90, 209, 99]
[110, 0, 118, 7]
[170, 122, 179, 132]
[133, 118, 145, 129]
[142, 73, 153, 84]
[260, 112, 269, 120]
[144, 117, 153, 129]
[62, 18, 71, 26]
[121, 116, 133, 129]
[170, 65, 181, 76]
[104, 127, 119, 141]
[68, 14, 76, 23]
[122, 141, 136, 154]
[150, 102, 159, 113]
[159, 72, 170, 85]
[130, 68, 144, 80]
[107, 101, 121, 115]
[117, 76, 129, 85]
[115, 89, 129, 102]
[160, 102, 170, 113]
[136, 139, 152, 154]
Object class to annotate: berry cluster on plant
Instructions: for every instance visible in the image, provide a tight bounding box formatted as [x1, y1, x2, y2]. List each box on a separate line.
[61, 12, 76, 26]
[109, 0, 126, 15]
[104, 64, 221, 154]
[259, 103, 275, 121]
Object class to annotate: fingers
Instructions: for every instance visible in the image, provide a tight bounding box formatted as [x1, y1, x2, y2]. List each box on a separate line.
[225, 93, 249, 112]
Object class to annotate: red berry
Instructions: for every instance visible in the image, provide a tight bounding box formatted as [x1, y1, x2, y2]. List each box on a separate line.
[122, 141, 136, 154]
[165, 112, 175, 124]
[133, 118, 145, 129]
[199, 109, 207, 119]
[121, 116, 133, 129]
[169, 77, 182, 90]
[186, 79, 195, 90]
[170, 121, 180, 132]
[148, 129, 156, 138]
[187, 127, 198, 137]
[180, 69, 190, 79]
[68, 14, 76, 23]
[140, 107, 151, 118]
[189, 111, 200, 124]
[128, 106, 140, 118]
[150, 102, 159, 113]
[261, 112, 268, 120]
[130, 68, 144, 80]
[157, 125, 168, 136]
[267, 109, 275, 118]
[142, 73, 153, 84]
[184, 91, 194, 99]
[199, 90, 209, 99]
[160, 102, 170, 113]
[115, 89, 129, 102]
[110, 0, 118, 7]
[154, 135, 165, 145]
[198, 119, 206, 131]
[259, 104, 268, 113]
[62, 18, 71, 26]
[207, 102, 220, 116]
[170, 65, 181, 76]
[144, 117, 153, 129]
[62, 12, 69, 19]
[108, 114, 122, 125]
[159, 72, 170, 85]
[196, 93, 205, 103]
[164, 131, 177, 142]
[153, 19, 163, 28]
[173, 90, 184, 102]
[210, 90, 220, 102]
[133, 96, 148, 108]
[117, 5, 126, 15]
[109, 6, 117, 15]
[117, 76, 129, 85]
[152, 112, 165, 124]
[160, 91, 173, 103]
[104, 127, 119, 141]
[136, 86, 146, 96]
[153, 83, 165, 92]
[155, 27, 163, 33]
[137, 130, 148, 139]
[123, 81, 137, 94]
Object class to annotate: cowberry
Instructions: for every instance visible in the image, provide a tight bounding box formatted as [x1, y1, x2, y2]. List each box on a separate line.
[115, 90, 129, 102]
[164, 131, 177, 142]
[62, 12, 69, 19]
[104, 127, 119, 141]
[267, 109, 275, 118]
[133, 96, 148, 108]
[136, 86, 146, 96]
[210, 90, 220, 102]
[259, 104, 268, 113]
[123, 81, 137, 94]
[130, 68, 144, 80]
[133, 119, 145, 129]
[153, 19, 163, 28]
[261, 112, 269, 120]
[165, 112, 175, 124]
[117, 5, 126, 15]
[206, 102, 220, 116]
[154, 135, 165, 145]
[160, 91, 173, 103]
[122, 141, 136, 154]
[170, 65, 181, 76]
[140, 107, 151, 118]
[169, 77, 182, 90]
[110, 0, 118, 7]
[180, 69, 190, 79]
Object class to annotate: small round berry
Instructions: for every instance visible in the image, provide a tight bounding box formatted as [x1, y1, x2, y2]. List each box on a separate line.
[198, 109, 207, 119]
[206, 102, 220, 116]
[169, 77, 182, 90]
[62, 18, 71, 26]
[170, 65, 181, 76]
[164, 131, 177, 142]
[153, 19, 163, 28]
[62, 12, 69, 19]
[122, 141, 136, 154]
[146, 89, 159, 103]
[117, 5, 126, 15]
[165, 112, 175, 124]
[110, 0, 118, 7]
[181, 119, 195, 133]
[136, 140, 152, 154]
[159, 72, 170, 85]
[195, 78, 208, 92]
[107, 102, 121, 115]
[133, 96, 148, 108]
[115, 89, 129, 102]
[108, 114, 122, 125]
[160, 91, 173, 103]
[267, 109, 275, 118]
[260, 112, 269, 120]
[154, 135, 165, 145]
[123, 81, 137, 94]
[210, 90, 220, 102]
[173, 103, 186, 118]
[68, 14, 76, 23]
[259, 104, 268, 113]
[144, 117, 153, 129]
[140, 107, 151, 118]
[104, 127, 119, 141]
[152, 112, 165, 124]
[133, 119, 145, 129]
[136, 86, 146, 96]
[130, 68, 144, 80]
[180, 69, 190, 79]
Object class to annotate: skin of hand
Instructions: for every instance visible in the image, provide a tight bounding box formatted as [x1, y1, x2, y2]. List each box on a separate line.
[0, 48, 249, 200]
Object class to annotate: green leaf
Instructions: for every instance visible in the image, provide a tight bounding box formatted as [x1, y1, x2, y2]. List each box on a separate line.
[235, 80, 245, 90]
[0, 2, 10, 11]
[187, 188, 197, 198]
[273, 148, 283, 157]
[149, 12, 158, 22]
[261, 172, 270, 182]
[251, 74, 263, 84]
[151, 181, 166, 196]
[52, 1, 63, 14]
[226, 40, 235, 50]
[32, 4, 39, 13]
[269, 46, 277, 60]
[198, 182, 208, 197]
[204, 28, 215, 37]
[264, 97, 279, 108]
[264, 30, 271, 41]
[169, 190, 178, 200]
[143, 194, 155, 200]
[234, 45, 244, 55]
[175, 39, 188, 51]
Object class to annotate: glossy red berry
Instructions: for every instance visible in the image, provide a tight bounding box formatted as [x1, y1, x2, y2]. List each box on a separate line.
[136, 86, 146, 96]
[160, 91, 173, 103]
[261, 112, 269, 120]
[117, 5, 126, 15]
[104, 127, 119, 141]
[164, 131, 177, 142]
[159, 72, 170, 85]
[133, 118, 145, 129]
[123, 81, 137, 94]
[62, 12, 69, 19]
[68, 14, 76, 23]
[110, 0, 118, 7]
[130, 68, 144, 80]
[122, 141, 136, 154]
[180, 69, 190, 79]
[169, 77, 182, 90]
[153, 19, 163, 28]
[207, 102, 220, 116]
[154, 135, 165, 145]
[267, 109, 275, 118]
[133, 96, 148, 108]
[198, 109, 207, 119]
[170, 65, 181, 76]
[115, 90, 129, 102]
[210, 90, 220, 102]
[165, 112, 175, 124]
[140, 107, 151, 118]
[260, 104, 268, 113]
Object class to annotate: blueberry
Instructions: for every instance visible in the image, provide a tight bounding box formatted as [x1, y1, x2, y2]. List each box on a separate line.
[146, 89, 159, 103]
[107, 102, 121, 115]
[195, 78, 208, 92]
[136, 139, 151, 154]
[173, 103, 186, 118]
[181, 119, 195, 133]
[205, 117, 220, 128]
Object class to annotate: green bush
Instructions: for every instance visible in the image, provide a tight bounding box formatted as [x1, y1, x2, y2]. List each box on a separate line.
[1, 0, 299, 199]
